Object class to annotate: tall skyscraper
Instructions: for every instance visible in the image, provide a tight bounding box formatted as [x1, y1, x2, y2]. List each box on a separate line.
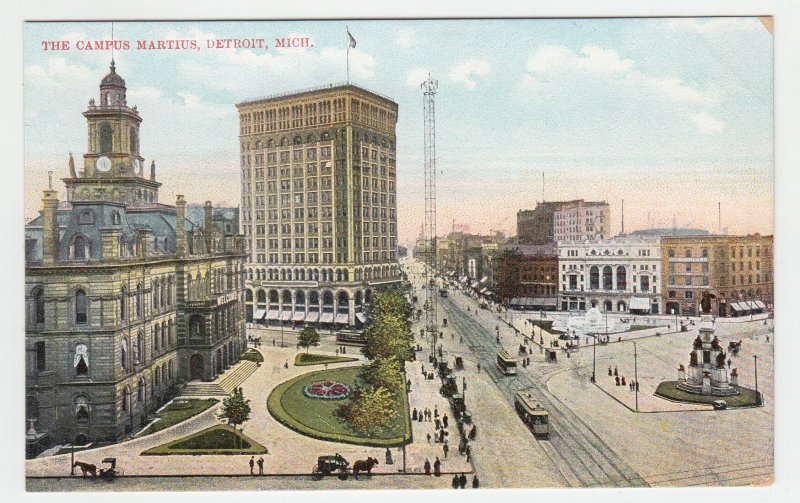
[237, 84, 400, 328]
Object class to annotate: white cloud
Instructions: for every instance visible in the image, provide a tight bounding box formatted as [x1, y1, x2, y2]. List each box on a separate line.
[665, 18, 763, 34]
[526, 44, 633, 76]
[629, 74, 713, 104]
[24, 57, 95, 86]
[395, 28, 416, 48]
[691, 111, 725, 134]
[448, 59, 490, 90]
[406, 68, 430, 87]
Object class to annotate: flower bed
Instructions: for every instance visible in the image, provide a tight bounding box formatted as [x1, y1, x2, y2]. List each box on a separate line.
[303, 380, 351, 400]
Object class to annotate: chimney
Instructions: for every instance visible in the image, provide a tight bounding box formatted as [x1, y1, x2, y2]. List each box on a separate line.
[204, 201, 214, 253]
[175, 195, 186, 257]
[100, 228, 122, 260]
[40, 187, 60, 265]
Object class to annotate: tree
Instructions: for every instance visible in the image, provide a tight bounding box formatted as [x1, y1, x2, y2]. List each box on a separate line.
[363, 313, 414, 362]
[217, 388, 251, 430]
[337, 385, 397, 435]
[371, 290, 413, 324]
[297, 326, 320, 353]
[361, 356, 403, 392]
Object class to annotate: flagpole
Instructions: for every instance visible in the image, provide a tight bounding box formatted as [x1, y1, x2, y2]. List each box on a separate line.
[346, 26, 350, 83]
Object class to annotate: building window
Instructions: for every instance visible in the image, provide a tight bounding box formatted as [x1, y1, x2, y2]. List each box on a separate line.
[75, 396, 90, 423]
[99, 123, 113, 153]
[616, 266, 627, 291]
[74, 343, 89, 375]
[73, 236, 87, 260]
[120, 339, 128, 370]
[75, 289, 88, 324]
[34, 288, 45, 324]
[136, 284, 143, 319]
[602, 266, 613, 290]
[589, 266, 599, 290]
[685, 291, 693, 299]
[135, 332, 143, 364]
[35, 341, 46, 372]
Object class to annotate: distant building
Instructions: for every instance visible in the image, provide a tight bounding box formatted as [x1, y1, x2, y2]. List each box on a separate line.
[661, 235, 773, 317]
[496, 244, 559, 310]
[629, 228, 710, 237]
[25, 62, 248, 451]
[397, 245, 408, 258]
[518, 200, 610, 245]
[557, 236, 662, 313]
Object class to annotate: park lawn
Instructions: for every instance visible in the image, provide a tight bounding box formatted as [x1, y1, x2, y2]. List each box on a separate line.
[267, 366, 411, 447]
[139, 398, 219, 436]
[294, 353, 359, 366]
[655, 381, 761, 407]
[141, 424, 268, 455]
[240, 350, 264, 363]
[628, 325, 667, 332]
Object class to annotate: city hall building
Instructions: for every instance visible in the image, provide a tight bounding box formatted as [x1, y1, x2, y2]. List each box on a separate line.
[557, 236, 662, 313]
[24, 62, 248, 451]
[236, 84, 401, 329]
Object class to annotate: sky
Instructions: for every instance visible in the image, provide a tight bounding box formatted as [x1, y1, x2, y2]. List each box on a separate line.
[23, 18, 773, 246]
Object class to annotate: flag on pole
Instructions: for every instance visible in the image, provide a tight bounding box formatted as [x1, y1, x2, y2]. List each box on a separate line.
[347, 29, 357, 49]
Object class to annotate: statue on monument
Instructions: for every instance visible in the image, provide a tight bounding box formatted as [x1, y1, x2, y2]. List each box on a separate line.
[693, 336, 703, 350]
[68, 152, 76, 178]
[150, 160, 156, 180]
[716, 351, 727, 369]
[689, 351, 698, 366]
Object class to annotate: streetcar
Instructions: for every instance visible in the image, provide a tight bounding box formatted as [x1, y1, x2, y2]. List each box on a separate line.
[439, 287, 449, 298]
[514, 392, 549, 438]
[496, 350, 517, 375]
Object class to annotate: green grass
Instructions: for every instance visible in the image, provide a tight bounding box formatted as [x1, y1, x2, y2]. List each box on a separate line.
[294, 353, 359, 366]
[655, 381, 761, 407]
[240, 350, 264, 363]
[138, 399, 219, 436]
[141, 424, 268, 455]
[55, 445, 92, 456]
[267, 366, 412, 447]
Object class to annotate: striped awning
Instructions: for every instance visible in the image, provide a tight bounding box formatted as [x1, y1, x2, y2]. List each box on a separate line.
[266, 310, 280, 320]
[335, 313, 349, 324]
[292, 311, 306, 322]
[280, 310, 292, 321]
[629, 297, 651, 311]
[356, 312, 367, 323]
[320, 312, 334, 323]
[253, 309, 267, 320]
[305, 311, 320, 323]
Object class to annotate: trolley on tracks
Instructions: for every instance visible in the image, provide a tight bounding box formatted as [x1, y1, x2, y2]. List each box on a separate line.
[496, 350, 517, 375]
[514, 392, 549, 438]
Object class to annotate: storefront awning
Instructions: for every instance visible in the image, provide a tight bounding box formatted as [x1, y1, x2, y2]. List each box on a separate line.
[629, 297, 651, 311]
[266, 309, 280, 320]
[320, 312, 334, 323]
[280, 311, 292, 321]
[730, 302, 747, 312]
[305, 311, 320, 323]
[356, 312, 367, 324]
[253, 309, 267, 320]
[754, 300, 766, 309]
[510, 297, 558, 307]
[335, 313, 349, 324]
[292, 311, 306, 322]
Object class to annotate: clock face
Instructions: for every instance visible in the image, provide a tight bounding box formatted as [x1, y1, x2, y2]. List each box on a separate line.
[96, 156, 112, 172]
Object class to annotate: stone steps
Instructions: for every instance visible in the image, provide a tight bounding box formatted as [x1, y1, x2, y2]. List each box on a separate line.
[179, 360, 258, 397]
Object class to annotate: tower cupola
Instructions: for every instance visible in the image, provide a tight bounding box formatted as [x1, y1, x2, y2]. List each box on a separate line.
[99, 60, 126, 107]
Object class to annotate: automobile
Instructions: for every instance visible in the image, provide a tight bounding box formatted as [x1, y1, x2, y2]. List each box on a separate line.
[712, 400, 727, 410]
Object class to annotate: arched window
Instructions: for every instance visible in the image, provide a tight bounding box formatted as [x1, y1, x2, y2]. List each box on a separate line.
[167, 319, 173, 346]
[73, 236, 87, 260]
[685, 249, 692, 258]
[74, 343, 89, 375]
[75, 396, 90, 422]
[602, 266, 613, 290]
[137, 378, 145, 401]
[136, 284, 143, 319]
[135, 332, 143, 364]
[112, 211, 121, 225]
[33, 288, 45, 324]
[616, 266, 627, 291]
[589, 266, 599, 290]
[120, 287, 127, 321]
[118, 235, 127, 257]
[189, 315, 205, 340]
[161, 321, 167, 348]
[122, 387, 131, 411]
[154, 324, 160, 351]
[152, 279, 160, 310]
[99, 123, 113, 153]
[79, 210, 94, 224]
[120, 338, 128, 369]
[75, 289, 88, 324]
[160, 281, 166, 308]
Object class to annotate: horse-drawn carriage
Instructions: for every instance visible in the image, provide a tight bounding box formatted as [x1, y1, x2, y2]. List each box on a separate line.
[311, 454, 379, 481]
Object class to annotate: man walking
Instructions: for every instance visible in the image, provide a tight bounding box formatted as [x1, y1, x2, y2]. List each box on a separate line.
[257, 456, 264, 475]
[433, 457, 441, 477]
[443, 441, 449, 459]
[465, 444, 472, 463]
[249, 456, 255, 475]
[459, 473, 467, 489]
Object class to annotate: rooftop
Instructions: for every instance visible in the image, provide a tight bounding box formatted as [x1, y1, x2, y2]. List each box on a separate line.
[236, 82, 396, 108]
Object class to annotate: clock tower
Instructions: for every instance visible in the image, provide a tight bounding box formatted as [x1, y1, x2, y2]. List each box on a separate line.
[64, 60, 161, 206]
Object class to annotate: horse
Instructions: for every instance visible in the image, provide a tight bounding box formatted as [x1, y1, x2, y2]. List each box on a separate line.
[72, 461, 97, 478]
[352, 457, 379, 478]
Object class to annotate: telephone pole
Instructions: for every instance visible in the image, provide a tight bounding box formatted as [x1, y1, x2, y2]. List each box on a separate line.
[422, 74, 439, 366]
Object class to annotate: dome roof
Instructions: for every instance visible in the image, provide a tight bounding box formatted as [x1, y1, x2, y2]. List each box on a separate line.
[101, 60, 126, 88]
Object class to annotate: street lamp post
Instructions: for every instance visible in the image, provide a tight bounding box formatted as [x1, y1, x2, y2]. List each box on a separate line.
[591, 332, 597, 382]
[280, 321, 285, 348]
[634, 342, 639, 411]
[754, 354, 760, 405]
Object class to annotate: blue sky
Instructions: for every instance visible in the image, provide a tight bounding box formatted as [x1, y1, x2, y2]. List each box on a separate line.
[23, 18, 773, 244]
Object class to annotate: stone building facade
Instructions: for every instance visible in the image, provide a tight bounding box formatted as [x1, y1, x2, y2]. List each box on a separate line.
[236, 84, 401, 328]
[518, 199, 610, 245]
[661, 234, 773, 317]
[557, 236, 662, 313]
[496, 244, 559, 310]
[24, 62, 247, 450]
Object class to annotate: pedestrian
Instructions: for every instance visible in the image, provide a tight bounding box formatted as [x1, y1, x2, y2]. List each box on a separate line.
[621, 376, 626, 386]
[434, 406, 439, 418]
[435, 418, 441, 430]
[443, 442, 449, 459]
[407, 379, 412, 392]
[459, 473, 467, 489]
[443, 413, 449, 428]
[422, 364, 426, 375]
[272, 339, 276, 347]
[615, 375, 620, 386]
[413, 408, 418, 421]
[452, 474, 460, 489]
[472, 475, 480, 488]
[477, 362, 481, 373]
[257, 456, 264, 475]
[434, 457, 441, 477]
[636, 381, 640, 392]
[249, 456, 255, 475]
[460, 336, 463, 344]
[727, 359, 731, 369]
[385, 447, 394, 465]
[427, 432, 432, 443]
[614, 366, 619, 377]
[424, 459, 431, 475]
[465, 445, 472, 462]
[284, 360, 289, 369]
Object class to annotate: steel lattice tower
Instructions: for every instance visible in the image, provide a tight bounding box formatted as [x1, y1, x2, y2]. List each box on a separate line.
[421, 75, 439, 363]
